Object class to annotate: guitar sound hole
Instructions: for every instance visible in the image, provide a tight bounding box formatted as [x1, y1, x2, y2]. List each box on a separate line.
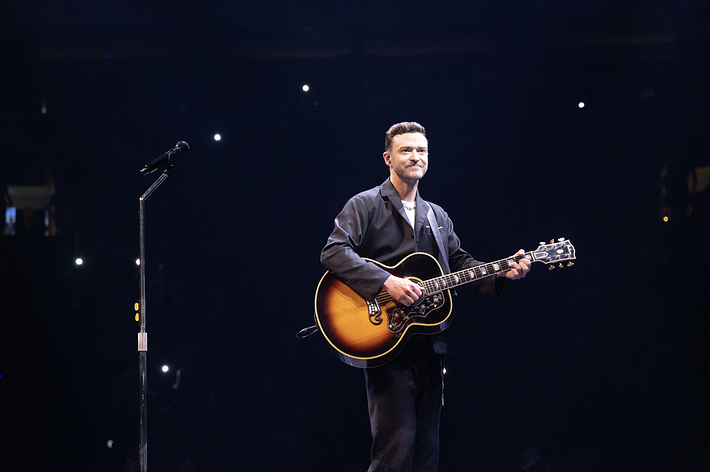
[410, 279, 426, 307]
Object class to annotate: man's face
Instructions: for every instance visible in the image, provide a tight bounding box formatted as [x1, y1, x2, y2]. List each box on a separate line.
[385, 132, 429, 183]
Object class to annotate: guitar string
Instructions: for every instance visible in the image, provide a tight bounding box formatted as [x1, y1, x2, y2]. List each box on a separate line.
[374, 253, 529, 303]
[375, 246, 573, 304]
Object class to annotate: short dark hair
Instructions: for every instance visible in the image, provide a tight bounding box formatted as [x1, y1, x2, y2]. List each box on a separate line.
[384, 122, 426, 152]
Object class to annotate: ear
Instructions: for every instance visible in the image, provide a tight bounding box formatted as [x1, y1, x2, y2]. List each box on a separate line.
[383, 152, 391, 166]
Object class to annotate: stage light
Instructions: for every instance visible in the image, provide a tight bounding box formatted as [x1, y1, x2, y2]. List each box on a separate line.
[214, 134, 221, 141]
[162, 365, 169, 373]
[578, 102, 585, 108]
[663, 216, 669, 222]
[3, 207, 16, 236]
[104, 54, 110, 59]
[302, 84, 310, 92]
[75, 258, 83, 266]
[135, 258, 140, 266]
[107, 440, 114, 449]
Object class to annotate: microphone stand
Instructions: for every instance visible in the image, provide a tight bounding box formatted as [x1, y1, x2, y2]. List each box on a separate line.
[137, 161, 174, 472]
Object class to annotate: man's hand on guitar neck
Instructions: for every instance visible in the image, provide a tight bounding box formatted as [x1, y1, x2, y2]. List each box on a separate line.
[497, 249, 531, 280]
[383, 275, 422, 306]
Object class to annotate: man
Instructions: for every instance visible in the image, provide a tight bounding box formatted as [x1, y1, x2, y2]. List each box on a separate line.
[320, 122, 530, 472]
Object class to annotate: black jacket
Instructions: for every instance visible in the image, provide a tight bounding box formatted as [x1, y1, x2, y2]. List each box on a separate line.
[321, 178, 501, 301]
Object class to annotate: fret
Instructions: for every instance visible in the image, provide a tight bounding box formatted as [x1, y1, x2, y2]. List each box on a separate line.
[422, 253, 536, 295]
[417, 246, 573, 296]
[427, 243, 571, 298]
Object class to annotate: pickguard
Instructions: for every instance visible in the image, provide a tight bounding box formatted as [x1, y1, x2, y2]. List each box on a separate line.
[385, 293, 445, 335]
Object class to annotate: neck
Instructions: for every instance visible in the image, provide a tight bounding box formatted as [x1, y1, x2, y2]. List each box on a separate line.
[390, 174, 419, 202]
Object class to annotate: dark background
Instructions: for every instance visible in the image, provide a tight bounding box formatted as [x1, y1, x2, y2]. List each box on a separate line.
[1, 1, 709, 471]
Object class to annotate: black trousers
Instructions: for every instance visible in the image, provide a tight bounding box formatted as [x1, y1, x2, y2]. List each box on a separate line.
[364, 339, 442, 472]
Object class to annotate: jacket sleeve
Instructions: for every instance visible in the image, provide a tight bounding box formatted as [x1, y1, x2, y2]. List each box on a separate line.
[320, 196, 392, 301]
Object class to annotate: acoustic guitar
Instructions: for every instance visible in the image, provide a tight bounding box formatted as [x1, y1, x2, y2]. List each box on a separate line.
[314, 239, 576, 368]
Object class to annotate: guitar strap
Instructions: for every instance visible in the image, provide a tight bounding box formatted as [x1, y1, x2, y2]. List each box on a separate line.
[426, 204, 451, 368]
[426, 204, 450, 275]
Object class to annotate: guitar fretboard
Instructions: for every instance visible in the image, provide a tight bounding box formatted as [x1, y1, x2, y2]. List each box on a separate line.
[373, 239, 574, 305]
[422, 254, 527, 294]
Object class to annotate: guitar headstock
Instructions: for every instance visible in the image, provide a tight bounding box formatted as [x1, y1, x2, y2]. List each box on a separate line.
[528, 238, 576, 270]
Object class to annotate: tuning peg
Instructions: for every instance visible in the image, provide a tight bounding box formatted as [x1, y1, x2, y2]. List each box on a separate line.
[567, 262, 574, 267]
[548, 265, 555, 270]
[539, 242, 545, 246]
[558, 238, 566, 241]
[550, 239, 554, 244]
[559, 263, 564, 268]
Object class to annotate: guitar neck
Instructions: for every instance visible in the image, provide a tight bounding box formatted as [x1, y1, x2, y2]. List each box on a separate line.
[422, 239, 576, 295]
[422, 253, 528, 295]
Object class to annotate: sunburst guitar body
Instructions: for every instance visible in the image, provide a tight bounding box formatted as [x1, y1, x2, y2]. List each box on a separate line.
[316, 253, 451, 368]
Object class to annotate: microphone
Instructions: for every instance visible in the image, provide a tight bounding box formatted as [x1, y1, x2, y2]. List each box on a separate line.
[140, 141, 190, 174]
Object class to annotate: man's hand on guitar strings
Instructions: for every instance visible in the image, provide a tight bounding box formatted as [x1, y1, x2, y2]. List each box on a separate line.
[500, 249, 531, 280]
[383, 275, 422, 306]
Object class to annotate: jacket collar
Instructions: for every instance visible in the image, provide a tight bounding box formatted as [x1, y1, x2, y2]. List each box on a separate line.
[379, 177, 422, 202]
[379, 178, 401, 201]
[379, 178, 430, 231]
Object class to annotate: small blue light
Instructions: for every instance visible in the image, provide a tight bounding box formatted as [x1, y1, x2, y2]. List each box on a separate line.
[104, 54, 110, 59]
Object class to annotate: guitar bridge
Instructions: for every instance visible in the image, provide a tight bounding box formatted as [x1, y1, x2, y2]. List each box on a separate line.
[367, 299, 383, 325]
